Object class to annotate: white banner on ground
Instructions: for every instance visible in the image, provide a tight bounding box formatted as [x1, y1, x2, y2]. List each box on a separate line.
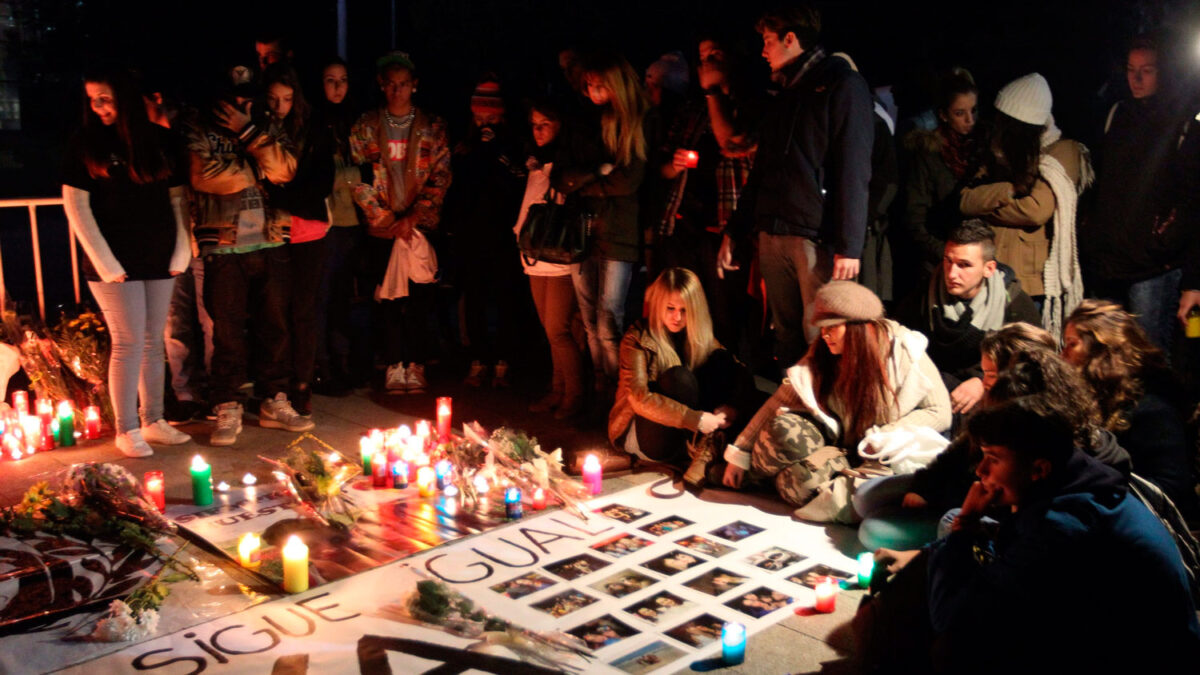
[61, 482, 856, 674]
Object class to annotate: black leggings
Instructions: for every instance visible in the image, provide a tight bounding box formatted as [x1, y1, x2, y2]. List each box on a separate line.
[634, 349, 742, 465]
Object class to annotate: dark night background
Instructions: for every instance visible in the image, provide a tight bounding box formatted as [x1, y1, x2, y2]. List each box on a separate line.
[0, 0, 1198, 308]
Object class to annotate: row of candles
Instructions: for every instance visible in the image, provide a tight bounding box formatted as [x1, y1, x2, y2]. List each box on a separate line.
[5, 390, 102, 459]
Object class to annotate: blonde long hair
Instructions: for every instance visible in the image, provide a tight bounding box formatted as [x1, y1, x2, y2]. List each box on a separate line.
[582, 52, 648, 167]
[645, 268, 716, 370]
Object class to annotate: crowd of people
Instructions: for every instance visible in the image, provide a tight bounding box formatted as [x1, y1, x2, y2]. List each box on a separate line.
[59, 4, 1200, 668]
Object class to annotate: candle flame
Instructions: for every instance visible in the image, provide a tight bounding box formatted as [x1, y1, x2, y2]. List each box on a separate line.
[216, 481, 230, 492]
[583, 454, 601, 470]
[397, 424, 411, 438]
[191, 454, 208, 471]
[283, 534, 307, 557]
[56, 401, 73, 417]
[242, 473, 257, 486]
[238, 533, 261, 561]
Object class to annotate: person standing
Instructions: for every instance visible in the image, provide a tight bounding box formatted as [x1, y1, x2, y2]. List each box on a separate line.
[718, 4, 874, 368]
[62, 67, 192, 457]
[350, 52, 451, 394]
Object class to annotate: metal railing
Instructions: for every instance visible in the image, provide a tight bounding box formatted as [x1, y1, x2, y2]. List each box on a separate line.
[0, 197, 81, 321]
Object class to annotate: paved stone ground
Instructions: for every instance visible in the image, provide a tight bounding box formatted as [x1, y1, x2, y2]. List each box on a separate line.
[0, 371, 866, 673]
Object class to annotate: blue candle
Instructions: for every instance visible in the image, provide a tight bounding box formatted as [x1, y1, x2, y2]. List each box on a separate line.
[435, 460, 452, 490]
[505, 487, 523, 520]
[722, 622, 746, 665]
[392, 462, 409, 489]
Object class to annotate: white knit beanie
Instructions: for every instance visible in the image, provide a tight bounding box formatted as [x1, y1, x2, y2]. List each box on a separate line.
[995, 73, 1053, 126]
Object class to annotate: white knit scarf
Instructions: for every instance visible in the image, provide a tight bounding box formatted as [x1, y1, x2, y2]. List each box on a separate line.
[1038, 121, 1093, 338]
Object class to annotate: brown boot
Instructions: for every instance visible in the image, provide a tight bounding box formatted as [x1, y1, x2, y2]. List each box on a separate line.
[683, 431, 723, 489]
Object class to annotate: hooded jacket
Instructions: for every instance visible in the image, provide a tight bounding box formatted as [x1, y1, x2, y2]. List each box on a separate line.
[726, 48, 874, 259]
[927, 449, 1200, 673]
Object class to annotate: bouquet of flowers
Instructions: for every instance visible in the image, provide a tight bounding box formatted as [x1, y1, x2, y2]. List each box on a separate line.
[52, 308, 113, 425]
[259, 433, 362, 528]
[400, 579, 591, 670]
[445, 424, 591, 518]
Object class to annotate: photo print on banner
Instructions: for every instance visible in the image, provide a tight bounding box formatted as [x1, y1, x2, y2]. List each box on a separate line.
[788, 563, 854, 588]
[663, 612, 726, 648]
[641, 550, 705, 576]
[566, 614, 641, 650]
[591, 533, 655, 558]
[725, 586, 794, 618]
[624, 590, 695, 625]
[674, 534, 735, 558]
[595, 503, 650, 523]
[683, 567, 750, 596]
[543, 553, 610, 580]
[610, 640, 688, 674]
[488, 571, 556, 599]
[639, 516, 694, 536]
[745, 546, 807, 571]
[589, 569, 658, 598]
[709, 520, 765, 542]
[530, 589, 599, 618]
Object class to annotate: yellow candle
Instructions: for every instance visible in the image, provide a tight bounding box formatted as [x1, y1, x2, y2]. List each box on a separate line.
[282, 535, 309, 593]
[238, 533, 261, 569]
[417, 466, 436, 497]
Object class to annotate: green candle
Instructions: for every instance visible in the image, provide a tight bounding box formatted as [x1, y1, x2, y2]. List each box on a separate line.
[190, 454, 213, 506]
[56, 401, 75, 447]
[857, 552, 875, 588]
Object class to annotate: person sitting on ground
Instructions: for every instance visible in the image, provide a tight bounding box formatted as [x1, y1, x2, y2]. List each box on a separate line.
[608, 268, 753, 487]
[868, 396, 1200, 674]
[896, 220, 1039, 419]
[854, 322, 1130, 550]
[717, 281, 951, 522]
[1062, 299, 1199, 521]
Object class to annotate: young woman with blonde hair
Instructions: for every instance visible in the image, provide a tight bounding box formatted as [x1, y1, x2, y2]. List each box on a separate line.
[1062, 299, 1198, 518]
[608, 268, 751, 486]
[555, 50, 649, 393]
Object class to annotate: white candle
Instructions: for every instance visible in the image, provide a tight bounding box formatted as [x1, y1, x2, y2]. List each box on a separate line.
[282, 535, 309, 593]
[238, 533, 261, 569]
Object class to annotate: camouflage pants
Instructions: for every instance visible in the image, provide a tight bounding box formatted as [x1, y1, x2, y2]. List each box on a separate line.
[748, 412, 850, 508]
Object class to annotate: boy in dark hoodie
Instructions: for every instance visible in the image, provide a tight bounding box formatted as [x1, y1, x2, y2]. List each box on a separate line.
[870, 396, 1199, 674]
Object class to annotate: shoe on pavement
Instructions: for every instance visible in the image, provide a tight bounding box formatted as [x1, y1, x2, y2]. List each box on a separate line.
[141, 419, 192, 445]
[115, 429, 154, 458]
[492, 360, 510, 388]
[211, 402, 244, 446]
[385, 363, 408, 394]
[407, 363, 428, 394]
[464, 360, 487, 387]
[259, 393, 315, 432]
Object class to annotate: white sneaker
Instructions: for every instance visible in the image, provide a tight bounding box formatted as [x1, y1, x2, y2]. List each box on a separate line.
[141, 419, 192, 445]
[211, 402, 244, 446]
[115, 429, 154, 458]
[385, 363, 408, 394]
[407, 363, 427, 393]
[259, 393, 315, 432]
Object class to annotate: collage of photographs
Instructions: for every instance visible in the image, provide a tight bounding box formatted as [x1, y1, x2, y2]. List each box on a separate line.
[484, 501, 856, 673]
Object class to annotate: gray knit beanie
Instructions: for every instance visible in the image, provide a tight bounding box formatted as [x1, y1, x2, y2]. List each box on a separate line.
[812, 281, 884, 327]
[995, 73, 1052, 126]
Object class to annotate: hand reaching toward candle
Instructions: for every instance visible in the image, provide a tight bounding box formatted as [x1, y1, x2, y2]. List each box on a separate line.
[873, 547, 921, 574]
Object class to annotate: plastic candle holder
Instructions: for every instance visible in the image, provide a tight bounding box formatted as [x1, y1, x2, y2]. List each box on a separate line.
[83, 406, 101, 440]
[684, 150, 700, 168]
[238, 533, 262, 569]
[144, 471, 166, 512]
[814, 577, 837, 613]
[505, 487, 523, 520]
[417, 467, 436, 497]
[435, 460, 452, 490]
[12, 391, 28, 417]
[190, 455, 214, 506]
[436, 397, 452, 443]
[857, 552, 875, 588]
[359, 437, 373, 474]
[532, 487, 547, 510]
[392, 462, 409, 489]
[721, 622, 746, 665]
[582, 454, 603, 495]
[281, 535, 309, 593]
[56, 401, 75, 447]
[473, 475, 489, 496]
[372, 452, 389, 488]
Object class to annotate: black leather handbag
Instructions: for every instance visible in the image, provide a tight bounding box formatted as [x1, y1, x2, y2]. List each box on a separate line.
[518, 189, 594, 265]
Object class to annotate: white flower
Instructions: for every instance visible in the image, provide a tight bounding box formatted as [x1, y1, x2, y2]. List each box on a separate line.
[90, 600, 160, 642]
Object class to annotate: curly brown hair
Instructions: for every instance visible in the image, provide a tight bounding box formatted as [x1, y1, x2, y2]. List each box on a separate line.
[1065, 299, 1168, 433]
[980, 322, 1058, 369]
[984, 349, 1103, 448]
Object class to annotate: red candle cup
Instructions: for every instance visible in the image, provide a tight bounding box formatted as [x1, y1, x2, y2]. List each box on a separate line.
[683, 150, 699, 168]
[436, 397, 452, 443]
[84, 406, 101, 440]
[813, 576, 837, 613]
[12, 391, 28, 417]
[144, 471, 166, 512]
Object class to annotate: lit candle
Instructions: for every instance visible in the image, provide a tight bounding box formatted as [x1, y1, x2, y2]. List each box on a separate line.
[435, 460, 452, 490]
[237, 533, 262, 569]
[684, 149, 700, 168]
[36, 399, 53, 436]
[532, 487, 547, 510]
[216, 481, 230, 492]
[857, 552, 875, 589]
[392, 461, 409, 489]
[436, 397, 452, 443]
[814, 576, 837, 613]
[406, 433, 424, 461]
[505, 487, 523, 520]
[582, 454, 603, 495]
[83, 406, 101, 440]
[473, 474, 490, 496]
[56, 401, 75, 447]
[417, 466, 436, 497]
[281, 535, 309, 593]
[372, 452, 388, 488]
[359, 437, 373, 474]
[721, 622, 746, 665]
[190, 455, 213, 506]
[242, 473, 257, 486]
[144, 471, 165, 512]
[20, 415, 40, 453]
[12, 391, 28, 416]
[396, 424, 411, 440]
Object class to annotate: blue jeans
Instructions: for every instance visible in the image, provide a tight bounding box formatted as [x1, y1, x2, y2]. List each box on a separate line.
[89, 278, 176, 433]
[165, 257, 213, 403]
[571, 256, 633, 379]
[1127, 268, 1182, 354]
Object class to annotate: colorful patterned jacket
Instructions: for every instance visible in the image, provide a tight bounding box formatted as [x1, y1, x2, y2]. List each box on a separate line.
[349, 108, 451, 234]
[183, 112, 297, 248]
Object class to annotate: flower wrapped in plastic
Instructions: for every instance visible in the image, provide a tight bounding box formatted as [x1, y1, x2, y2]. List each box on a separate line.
[259, 433, 362, 528]
[53, 308, 113, 425]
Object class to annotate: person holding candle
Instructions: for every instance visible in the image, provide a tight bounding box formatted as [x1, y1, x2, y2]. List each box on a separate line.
[864, 397, 1200, 674]
[608, 267, 755, 488]
[716, 281, 952, 521]
[62, 66, 192, 458]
